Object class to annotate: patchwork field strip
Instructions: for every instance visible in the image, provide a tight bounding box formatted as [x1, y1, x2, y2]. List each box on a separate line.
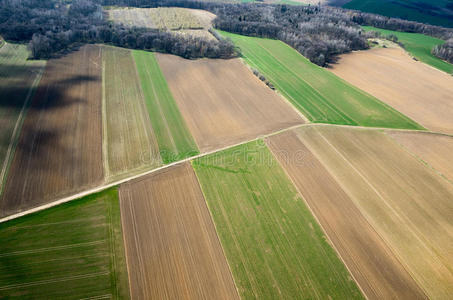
[156, 53, 304, 152]
[119, 163, 238, 300]
[132, 50, 199, 163]
[102, 46, 161, 180]
[330, 47, 453, 135]
[0, 43, 46, 193]
[220, 31, 422, 130]
[193, 141, 363, 299]
[1, 45, 104, 218]
[297, 126, 453, 299]
[387, 131, 453, 182]
[0, 188, 130, 299]
[266, 130, 426, 299]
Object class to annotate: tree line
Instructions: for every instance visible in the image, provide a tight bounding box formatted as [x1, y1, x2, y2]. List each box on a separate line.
[0, 0, 237, 59]
[432, 39, 453, 65]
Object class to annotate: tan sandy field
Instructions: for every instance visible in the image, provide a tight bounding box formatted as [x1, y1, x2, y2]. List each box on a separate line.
[119, 163, 239, 300]
[329, 47, 453, 134]
[156, 54, 304, 152]
[0, 45, 104, 217]
[103, 46, 161, 180]
[297, 125, 453, 299]
[387, 131, 453, 182]
[266, 130, 426, 300]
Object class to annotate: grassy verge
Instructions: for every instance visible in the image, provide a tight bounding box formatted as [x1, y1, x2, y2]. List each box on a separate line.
[132, 50, 199, 163]
[0, 188, 130, 299]
[220, 31, 423, 130]
[363, 26, 453, 74]
[192, 141, 364, 299]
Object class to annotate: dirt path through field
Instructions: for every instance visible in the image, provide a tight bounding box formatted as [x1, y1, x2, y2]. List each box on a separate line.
[119, 163, 239, 300]
[329, 47, 453, 134]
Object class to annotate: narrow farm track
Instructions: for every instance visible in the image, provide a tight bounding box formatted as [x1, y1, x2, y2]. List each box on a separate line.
[0, 123, 450, 225]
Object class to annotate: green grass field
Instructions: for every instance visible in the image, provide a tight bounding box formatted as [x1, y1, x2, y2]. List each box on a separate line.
[363, 26, 453, 74]
[193, 141, 364, 299]
[132, 50, 199, 163]
[0, 43, 45, 195]
[220, 31, 423, 130]
[344, 0, 453, 28]
[0, 188, 130, 299]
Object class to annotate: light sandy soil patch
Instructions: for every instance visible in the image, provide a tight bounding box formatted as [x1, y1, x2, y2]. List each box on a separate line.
[103, 46, 161, 180]
[119, 163, 238, 300]
[298, 125, 453, 299]
[156, 54, 304, 152]
[387, 131, 453, 182]
[266, 130, 426, 300]
[329, 47, 453, 134]
[0, 45, 104, 218]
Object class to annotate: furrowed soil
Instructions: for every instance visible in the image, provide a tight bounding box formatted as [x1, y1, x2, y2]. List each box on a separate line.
[0, 43, 45, 193]
[0, 45, 103, 218]
[387, 131, 453, 182]
[193, 141, 363, 299]
[0, 188, 130, 299]
[103, 46, 161, 180]
[330, 47, 453, 134]
[119, 163, 238, 300]
[220, 31, 422, 130]
[266, 130, 426, 300]
[156, 53, 304, 152]
[297, 125, 453, 299]
[132, 50, 198, 164]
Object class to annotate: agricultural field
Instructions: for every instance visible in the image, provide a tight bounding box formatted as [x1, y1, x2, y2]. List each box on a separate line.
[0, 188, 130, 299]
[0, 45, 104, 218]
[192, 141, 363, 299]
[107, 7, 216, 40]
[344, 0, 453, 28]
[156, 53, 303, 152]
[0, 43, 45, 193]
[102, 46, 161, 180]
[119, 163, 238, 300]
[266, 130, 426, 299]
[220, 31, 422, 130]
[132, 50, 199, 163]
[387, 131, 453, 182]
[330, 46, 453, 134]
[297, 126, 453, 299]
[362, 26, 453, 74]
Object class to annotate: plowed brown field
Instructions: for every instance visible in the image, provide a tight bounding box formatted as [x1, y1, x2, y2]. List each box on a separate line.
[119, 163, 238, 300]
[298, 126, 453, 299]
[330, 47, 453, 134]
[156, 54, 304, 152]
[388, 131, 453, 182]
[266, 130, 426, 300]
[0, 45, 103, 217]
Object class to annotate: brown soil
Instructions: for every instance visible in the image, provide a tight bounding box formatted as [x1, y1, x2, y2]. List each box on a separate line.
[299, 125, 453, 299]
[266, 130, 426, 300]
[119, 162, 239, 300]
[330, 47, 453, 134]
[0, 45, 103, 217]
[156, 54, 304, 152]
[387, 131, 453, 182]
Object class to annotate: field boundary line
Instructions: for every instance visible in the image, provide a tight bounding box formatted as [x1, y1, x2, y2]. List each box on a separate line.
[264, 137, 369, 300]
[0, 64, 45, 195]
[0, 123, 448, 224]
[101, 51, 110, 180]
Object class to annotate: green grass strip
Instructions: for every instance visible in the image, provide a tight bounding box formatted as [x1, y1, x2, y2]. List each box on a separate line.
[132, 50, 199, 163]
[0, 188, 130, 300]
[193, 141, 364, 299]
[363, 26, 453, 74]
[220, 31, 423, 130]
